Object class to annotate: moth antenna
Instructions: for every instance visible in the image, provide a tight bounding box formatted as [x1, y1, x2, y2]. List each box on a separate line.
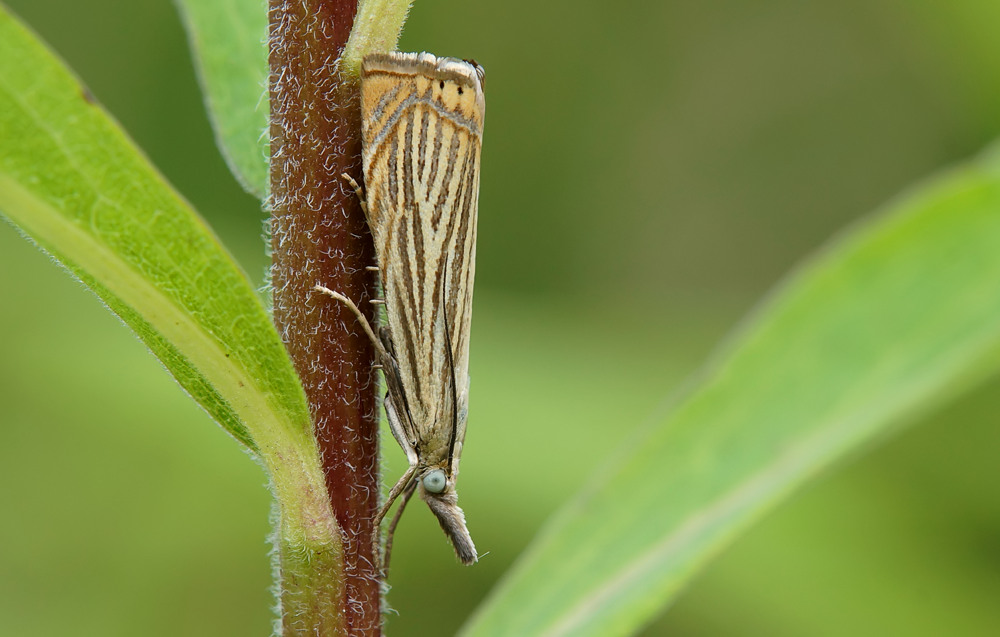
[439, 261, 461, 474]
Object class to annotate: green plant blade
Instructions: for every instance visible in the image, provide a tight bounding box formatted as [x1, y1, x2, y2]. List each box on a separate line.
[342, 0, 415, 76]
[175, 0, 269, 199]
[0, 8, 312, 464]
[462, 148, 1000, 636]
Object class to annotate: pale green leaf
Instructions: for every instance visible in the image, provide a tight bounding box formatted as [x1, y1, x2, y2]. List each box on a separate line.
[0, 8, 312, 468]
[174, 0, 416, 193]
[462, 148, 1000, 636]
[342, 0, 415, 77]
[175, 0, 269, 199]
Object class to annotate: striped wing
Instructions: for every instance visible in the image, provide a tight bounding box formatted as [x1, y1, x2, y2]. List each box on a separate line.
[360, 52, 485, 475]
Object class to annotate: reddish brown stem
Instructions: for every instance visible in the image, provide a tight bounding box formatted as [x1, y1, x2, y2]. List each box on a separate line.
[269, 0, 381, 634]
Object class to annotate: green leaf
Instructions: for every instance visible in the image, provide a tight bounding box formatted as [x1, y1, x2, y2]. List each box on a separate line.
[0, 8, 351, 627]
[342, 0, 415, 77]
[174, 0, 417, 193]
[0, 7, 317, 486]
[175, 0, 269, 199]
[462, 148, 1000, 636]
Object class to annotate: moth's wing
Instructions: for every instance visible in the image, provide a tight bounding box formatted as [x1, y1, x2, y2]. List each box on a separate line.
[359, 57, 422, 443]
[360, 53, 485, 472]
[378, 328, 419, 446]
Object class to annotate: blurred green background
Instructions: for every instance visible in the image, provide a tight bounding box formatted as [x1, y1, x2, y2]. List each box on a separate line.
[2, 0, 999, 635]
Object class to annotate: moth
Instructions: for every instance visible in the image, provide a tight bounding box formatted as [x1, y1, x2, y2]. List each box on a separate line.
[315, 52, 485, 567]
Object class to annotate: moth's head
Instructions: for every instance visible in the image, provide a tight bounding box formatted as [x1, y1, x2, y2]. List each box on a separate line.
[417, 466, 478, 565]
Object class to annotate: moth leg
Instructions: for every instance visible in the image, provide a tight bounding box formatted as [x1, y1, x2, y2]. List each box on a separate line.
[375, 396, 420, 528]
[373, 396, 420, 573]
[382, 478, 417, 578]
[340, 173, 369, 218]
[313, 285, 392, 364]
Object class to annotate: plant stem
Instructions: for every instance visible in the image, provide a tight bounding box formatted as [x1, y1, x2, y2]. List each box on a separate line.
[269, 0, 382, 634]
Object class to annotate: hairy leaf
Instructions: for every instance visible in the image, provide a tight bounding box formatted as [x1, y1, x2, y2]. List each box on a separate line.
[0, 7, 312, 468]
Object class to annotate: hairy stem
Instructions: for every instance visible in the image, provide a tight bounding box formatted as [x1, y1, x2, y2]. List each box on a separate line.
[269, 0, 382, 634]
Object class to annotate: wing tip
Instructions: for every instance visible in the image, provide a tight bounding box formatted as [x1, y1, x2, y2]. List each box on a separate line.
[362, 51, 484, 92]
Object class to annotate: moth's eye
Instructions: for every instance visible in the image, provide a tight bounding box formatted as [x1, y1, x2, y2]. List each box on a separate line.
[439, 80, 445, 90]
[423, 469, 447, 494]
